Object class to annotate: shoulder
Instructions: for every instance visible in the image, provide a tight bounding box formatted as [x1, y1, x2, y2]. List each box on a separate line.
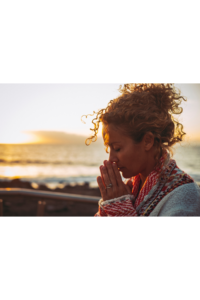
[150, 182, 200, 216]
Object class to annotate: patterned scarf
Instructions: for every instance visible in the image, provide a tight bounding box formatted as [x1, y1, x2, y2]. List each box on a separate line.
[132, 152, 167, 209]
[138, 155, 193, 216]
[95, 151, 194, 216]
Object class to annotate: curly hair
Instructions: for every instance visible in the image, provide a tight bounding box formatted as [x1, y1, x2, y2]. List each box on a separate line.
[82, 83, 187, 166]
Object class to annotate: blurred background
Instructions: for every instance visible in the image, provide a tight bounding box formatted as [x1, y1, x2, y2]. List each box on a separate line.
[0, 83, 200, 191]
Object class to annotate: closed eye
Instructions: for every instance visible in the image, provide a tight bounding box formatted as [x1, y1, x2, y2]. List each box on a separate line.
[114, 148, 120, 152]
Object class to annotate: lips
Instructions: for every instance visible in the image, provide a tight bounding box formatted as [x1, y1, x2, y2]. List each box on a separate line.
[118, 167, 125, 171]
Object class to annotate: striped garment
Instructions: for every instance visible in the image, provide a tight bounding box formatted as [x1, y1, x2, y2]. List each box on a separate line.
[95, 152, 196, 217]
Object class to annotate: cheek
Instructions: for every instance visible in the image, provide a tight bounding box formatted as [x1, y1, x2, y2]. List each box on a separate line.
[127, 151, 143, 170]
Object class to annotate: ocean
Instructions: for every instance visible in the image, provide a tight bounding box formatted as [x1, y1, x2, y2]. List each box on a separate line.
[0, 142, 200, 189]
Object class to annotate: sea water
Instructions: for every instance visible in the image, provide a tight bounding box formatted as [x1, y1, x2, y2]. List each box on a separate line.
[0, 143, 108, 188]
[0, 142, 200, 188]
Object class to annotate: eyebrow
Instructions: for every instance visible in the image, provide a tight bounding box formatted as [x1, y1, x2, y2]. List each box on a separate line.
[107, 141, 121, 146]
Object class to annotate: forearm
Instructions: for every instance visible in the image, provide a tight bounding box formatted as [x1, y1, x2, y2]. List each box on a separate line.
[94, 194, 138, 217]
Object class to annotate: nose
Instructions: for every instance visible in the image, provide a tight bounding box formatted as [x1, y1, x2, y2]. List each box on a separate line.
[109, 149, 118, 164]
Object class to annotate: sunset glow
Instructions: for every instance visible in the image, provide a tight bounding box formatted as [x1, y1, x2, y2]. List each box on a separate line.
[0, 84, 200, 144]
[0, 130, 39, 144]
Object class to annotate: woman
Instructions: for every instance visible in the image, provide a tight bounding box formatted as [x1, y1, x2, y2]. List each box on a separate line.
[83, 84, 200, 216]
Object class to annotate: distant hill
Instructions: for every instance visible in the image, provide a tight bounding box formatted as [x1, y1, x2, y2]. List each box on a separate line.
[28, 130, 104, 145]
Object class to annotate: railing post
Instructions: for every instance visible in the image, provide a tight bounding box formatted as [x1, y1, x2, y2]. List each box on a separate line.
[0, 199, 3, 216]
[37, 200, 46, 216]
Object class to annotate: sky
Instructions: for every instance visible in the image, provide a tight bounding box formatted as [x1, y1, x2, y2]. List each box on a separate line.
[0, 83, 200, 144]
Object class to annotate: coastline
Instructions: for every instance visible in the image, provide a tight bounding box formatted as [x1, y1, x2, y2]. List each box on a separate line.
[0, 178, 101, 216]
[0, 178, 101, 197]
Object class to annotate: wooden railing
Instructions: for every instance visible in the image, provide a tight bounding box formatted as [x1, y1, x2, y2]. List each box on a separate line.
[0, 188, 100, 216]
[0, 199, 3, 216]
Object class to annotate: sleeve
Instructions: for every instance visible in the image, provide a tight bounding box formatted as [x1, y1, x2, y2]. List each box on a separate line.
[150, 183, 200, 216]
[94, 194, 138, 217]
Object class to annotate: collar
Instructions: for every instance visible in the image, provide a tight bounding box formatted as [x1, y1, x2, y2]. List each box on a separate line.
[132, 150, 170, 208]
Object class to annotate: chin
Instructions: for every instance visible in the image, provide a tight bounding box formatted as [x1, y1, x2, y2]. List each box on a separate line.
[121, 170, 134, 179]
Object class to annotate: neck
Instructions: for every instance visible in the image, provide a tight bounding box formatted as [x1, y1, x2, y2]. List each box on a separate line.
[139, 148, 162, 187]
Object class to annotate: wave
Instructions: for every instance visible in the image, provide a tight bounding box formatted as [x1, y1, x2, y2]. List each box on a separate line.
[0, 175, 99, 185]
[0, 159, 98, 167]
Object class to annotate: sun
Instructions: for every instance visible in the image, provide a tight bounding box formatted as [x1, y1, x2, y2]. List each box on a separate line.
[0, 130, 39, 144]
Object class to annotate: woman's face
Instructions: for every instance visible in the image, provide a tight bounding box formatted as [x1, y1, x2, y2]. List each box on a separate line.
[104, 124, 149, 179]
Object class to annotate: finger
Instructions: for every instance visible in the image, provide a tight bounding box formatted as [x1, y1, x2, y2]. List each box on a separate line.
[105, 161, 118, 187]
[99, 165, 106, 187]
[97, 176, 108, 201]
[100, 165, 116, 198]
[112, 162, 123, 186]
[101, 165, 112, 187]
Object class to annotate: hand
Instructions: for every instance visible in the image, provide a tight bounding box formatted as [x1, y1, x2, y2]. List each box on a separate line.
[97, 160, 132, 201]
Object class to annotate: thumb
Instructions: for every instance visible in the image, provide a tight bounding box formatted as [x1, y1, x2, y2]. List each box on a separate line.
[124, 181, 132, 195]
[126, 179, 133, 190]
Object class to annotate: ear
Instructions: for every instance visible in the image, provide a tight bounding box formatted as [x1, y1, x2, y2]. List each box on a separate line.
[143, 132, 154, 151]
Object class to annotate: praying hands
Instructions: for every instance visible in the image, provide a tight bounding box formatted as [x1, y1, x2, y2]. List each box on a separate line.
[97, 160, 132, 201]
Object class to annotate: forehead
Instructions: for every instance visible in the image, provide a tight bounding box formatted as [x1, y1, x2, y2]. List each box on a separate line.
[103, 124, 130, 144]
